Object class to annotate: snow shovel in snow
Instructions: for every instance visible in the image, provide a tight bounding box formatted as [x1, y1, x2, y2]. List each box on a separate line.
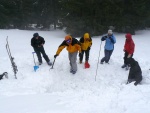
[32, 52, 39, 72]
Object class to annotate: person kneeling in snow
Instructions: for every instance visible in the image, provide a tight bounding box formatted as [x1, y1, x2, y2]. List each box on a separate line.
[127, 58, 142, 86]
[0, 72, 8, 80]
[54, 35, 81, 74]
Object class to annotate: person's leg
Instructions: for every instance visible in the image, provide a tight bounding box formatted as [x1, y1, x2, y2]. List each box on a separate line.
[134, 75, 142, 86]
[122, 52, 128, 68]
[105, 50, 113, 63]
[101, 49, 107, 63]
[79, 50, 85, 63]
[69, 52, 78, 74]
[40, 47, 51, 64]
[85, 49, 90, 62]
[34, 48, 42, 63]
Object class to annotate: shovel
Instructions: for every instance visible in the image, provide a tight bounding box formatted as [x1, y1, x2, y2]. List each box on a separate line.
[49, 58, 56, 70]
[32, 52, 39, 72]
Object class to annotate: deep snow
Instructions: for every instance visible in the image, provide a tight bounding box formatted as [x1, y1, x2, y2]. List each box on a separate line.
[0, 29, 150, 113]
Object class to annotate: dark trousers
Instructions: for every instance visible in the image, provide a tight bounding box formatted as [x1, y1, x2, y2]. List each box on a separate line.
[34, 46, 50, 63]
[124, 52, 133, 65]
[79, 49, 90, 62]
[101, 49, 113, 63]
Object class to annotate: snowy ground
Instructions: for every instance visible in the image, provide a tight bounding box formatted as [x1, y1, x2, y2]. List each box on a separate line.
[0, 29, 150, 113]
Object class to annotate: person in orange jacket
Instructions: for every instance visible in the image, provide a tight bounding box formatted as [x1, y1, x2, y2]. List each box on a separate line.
[79, 33, 92, 68]
[122, 33, 135, 70]
[54, 35, 81, 74]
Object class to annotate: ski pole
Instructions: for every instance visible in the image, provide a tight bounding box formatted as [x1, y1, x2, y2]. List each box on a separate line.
[95, 40, 102, 81]
[50, 58, 56, 70]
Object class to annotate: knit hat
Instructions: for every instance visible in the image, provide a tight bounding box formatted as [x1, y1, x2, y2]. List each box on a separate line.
[33, 33, 39, 37]
[65, 35, 71, 40]
[108, 30, 113, 34]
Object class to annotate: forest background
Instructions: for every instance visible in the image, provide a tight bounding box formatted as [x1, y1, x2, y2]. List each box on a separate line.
[0, 0, 150, 36]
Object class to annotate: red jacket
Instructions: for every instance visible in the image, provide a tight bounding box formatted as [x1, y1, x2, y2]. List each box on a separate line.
[124, 33, 135, 54]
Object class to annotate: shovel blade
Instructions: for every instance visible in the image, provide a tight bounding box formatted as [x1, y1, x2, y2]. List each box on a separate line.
[34, 66, 39, 72]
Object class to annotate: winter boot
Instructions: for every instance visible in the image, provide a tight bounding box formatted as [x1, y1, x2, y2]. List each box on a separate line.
[39, 62, 42, 65]
[70, 70, 76, 74]
[79, 60, 82, 64]
[47, 61, 52, 66]
[85, 61, 90, 68]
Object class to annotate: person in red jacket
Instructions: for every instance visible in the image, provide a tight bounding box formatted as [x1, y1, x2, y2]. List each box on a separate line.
[122, 33, 135, 70]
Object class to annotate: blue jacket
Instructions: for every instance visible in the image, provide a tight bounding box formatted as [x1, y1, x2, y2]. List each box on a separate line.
[101, 34, 116, 50]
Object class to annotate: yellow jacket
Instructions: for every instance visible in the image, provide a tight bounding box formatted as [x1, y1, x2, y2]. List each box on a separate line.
[56, 37, 81, 55]
[79, 33, 92, 50]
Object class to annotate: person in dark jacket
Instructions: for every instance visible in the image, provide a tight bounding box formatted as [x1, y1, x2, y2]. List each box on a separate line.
[0, 72, 8, 80]
[31, 33, 52, 65]
[100, 30, 116, 64]
[54, 35, 81, 74]
[79, 33, 92, 68]
[122, 33, 135, 70]
[127, 58, 142, 86]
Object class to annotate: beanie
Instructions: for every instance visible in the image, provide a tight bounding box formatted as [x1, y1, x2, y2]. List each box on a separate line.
[65, 35, 71, 40]
[33, 33, 39, 37]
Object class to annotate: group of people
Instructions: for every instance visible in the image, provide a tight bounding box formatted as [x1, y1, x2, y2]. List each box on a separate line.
[0, 30, 143, 86]
[100, 30, 142, 86]
[30, 30, 142, 86]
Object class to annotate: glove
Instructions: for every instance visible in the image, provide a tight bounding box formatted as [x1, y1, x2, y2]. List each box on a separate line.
[79, 53, 82, 57]
[87, 47, 91, 50]
[54, 54, 58, 58]
[127, 54, 131, 58]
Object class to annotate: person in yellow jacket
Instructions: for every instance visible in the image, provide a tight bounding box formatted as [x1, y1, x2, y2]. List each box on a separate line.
[79, 33, 92, 67]
[54, 35, 81, 74]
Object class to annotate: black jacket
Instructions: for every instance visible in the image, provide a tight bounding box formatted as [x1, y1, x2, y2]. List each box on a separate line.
[128, 58, 142, 85]
[31, 36, 45, 48]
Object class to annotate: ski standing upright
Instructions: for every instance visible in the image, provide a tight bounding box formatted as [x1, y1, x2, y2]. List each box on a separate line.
[6, 36, 18, 79]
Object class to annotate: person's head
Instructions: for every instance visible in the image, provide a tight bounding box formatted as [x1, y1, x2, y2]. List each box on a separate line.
[65, 35, 72, 44]
[84, 33, 90, 41]
[108, 30, 113, 36]
[125, 33, 132, 41]
[127, 58, 136, 67]
[33, 33, 39, 39]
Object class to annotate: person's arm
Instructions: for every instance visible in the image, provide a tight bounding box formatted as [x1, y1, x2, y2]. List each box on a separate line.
[101, 35, 107, 41]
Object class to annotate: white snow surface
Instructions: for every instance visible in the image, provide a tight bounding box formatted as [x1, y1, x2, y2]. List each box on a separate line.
[0, 29, 150, 113]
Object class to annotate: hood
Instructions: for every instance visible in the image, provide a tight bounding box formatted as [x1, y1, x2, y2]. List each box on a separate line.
[84, 33, 90, 40]
[127, 58, 136, 67]
[125, 33, 132, 41]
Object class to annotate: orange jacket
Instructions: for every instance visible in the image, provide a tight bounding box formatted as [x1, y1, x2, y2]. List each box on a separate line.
[56, 37, 81, 55]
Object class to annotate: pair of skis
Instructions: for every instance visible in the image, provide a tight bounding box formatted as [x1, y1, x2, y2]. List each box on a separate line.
[6, 37, 18, 79]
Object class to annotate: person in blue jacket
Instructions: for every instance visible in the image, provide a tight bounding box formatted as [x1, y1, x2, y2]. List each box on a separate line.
[100, 30, 116, 64]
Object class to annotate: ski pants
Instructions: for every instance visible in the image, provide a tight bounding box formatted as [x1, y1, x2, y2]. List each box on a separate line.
[101, 49, 113, 63]
[34, 46, 50, 63]
[124, 52, 133, 65]
[68, 52, 78, 72]
[79, 49, 90, 62]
